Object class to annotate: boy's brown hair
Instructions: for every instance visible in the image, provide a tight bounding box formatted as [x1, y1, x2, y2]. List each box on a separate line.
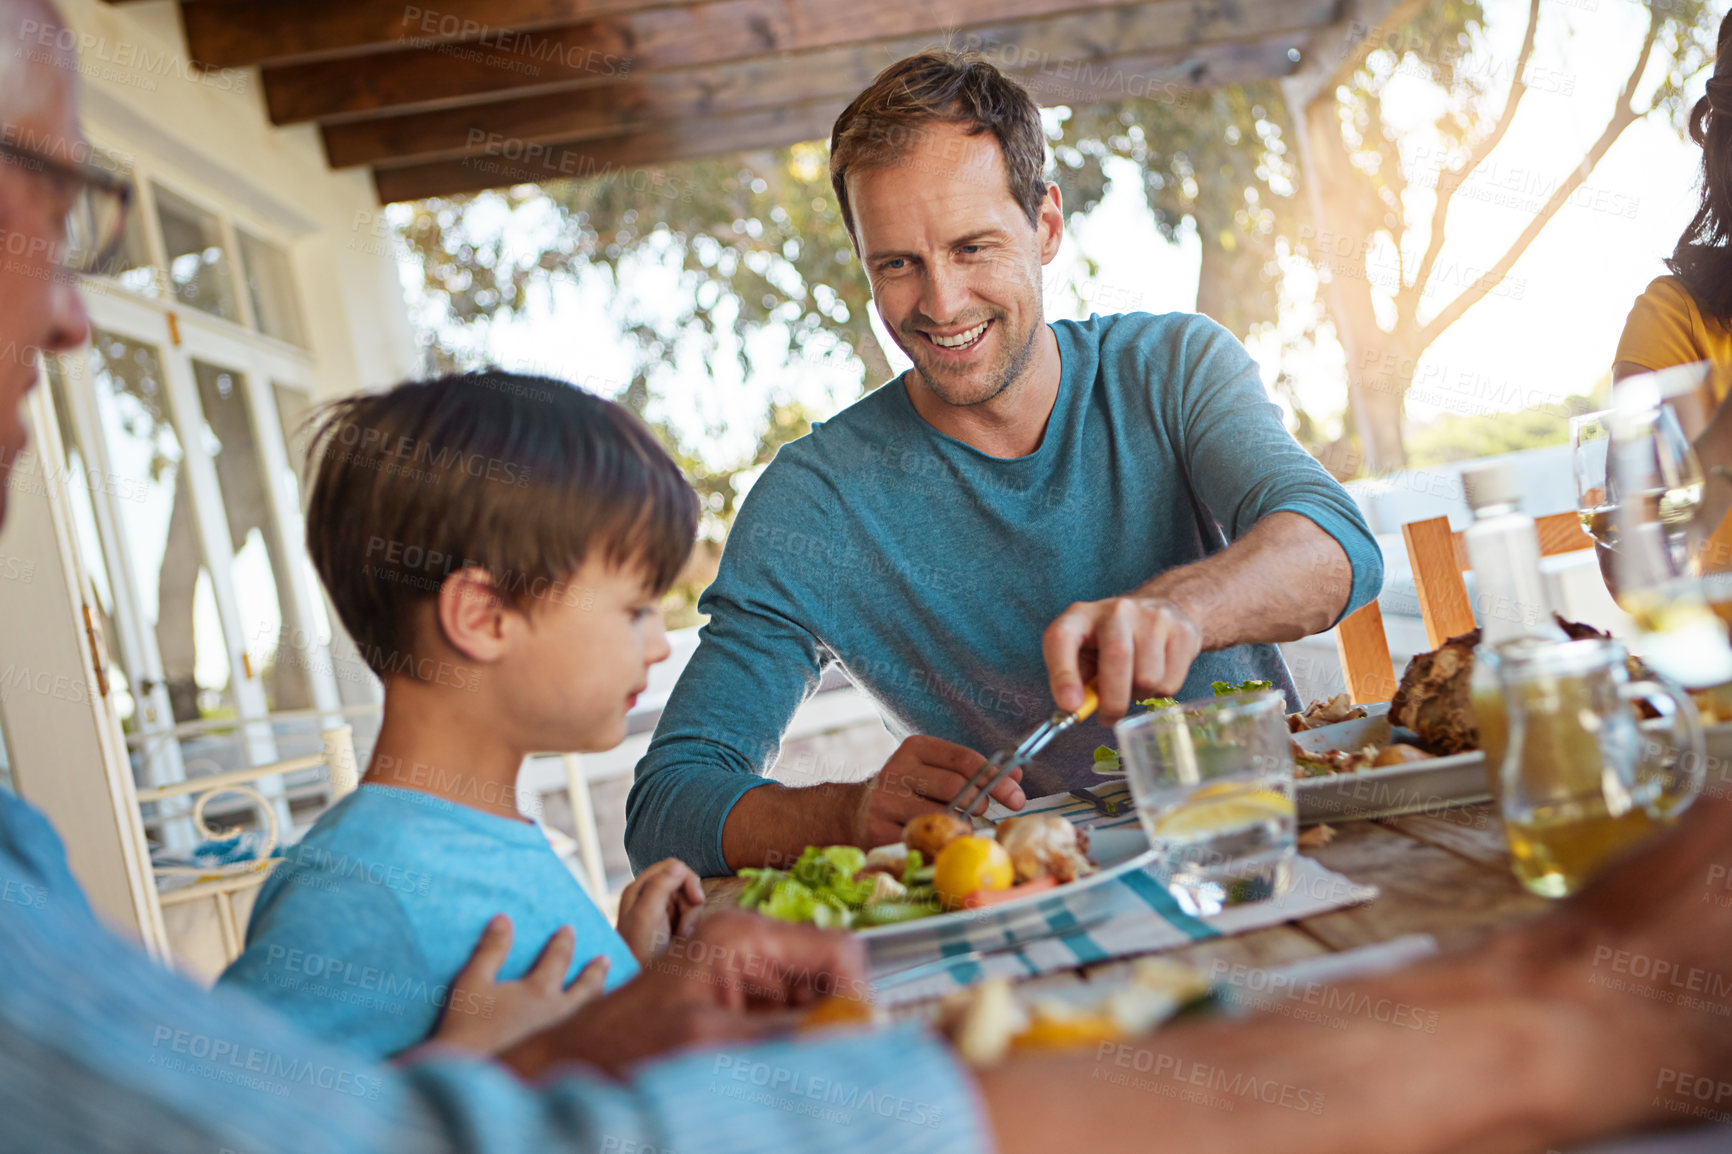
[304, 371, 698, 679]
[828, 50, 1049, 248]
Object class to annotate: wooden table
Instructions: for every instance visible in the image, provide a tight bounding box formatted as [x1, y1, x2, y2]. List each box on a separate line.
[706, 801, 1553, 1008]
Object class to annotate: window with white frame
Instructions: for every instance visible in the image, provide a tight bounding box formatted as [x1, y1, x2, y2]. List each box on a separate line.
[38, 153, 380, 855]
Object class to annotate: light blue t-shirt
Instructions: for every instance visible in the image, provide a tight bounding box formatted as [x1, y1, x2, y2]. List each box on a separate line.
[219, 783, 639, 1058]
[0, 789, 988, 1153]
[627, 312, 1384, 874]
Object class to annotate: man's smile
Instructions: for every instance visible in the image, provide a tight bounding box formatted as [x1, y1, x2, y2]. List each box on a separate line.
[920, 319, 992, 354]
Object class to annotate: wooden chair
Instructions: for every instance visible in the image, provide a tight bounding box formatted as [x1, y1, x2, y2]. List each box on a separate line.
[1403, 511, 1595, 648]
[1333, 512, 1596, 704]
[140, 726, 359, 975]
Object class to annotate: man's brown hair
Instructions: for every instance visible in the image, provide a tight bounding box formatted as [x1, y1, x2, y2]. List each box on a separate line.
[828, 50, 1049, 248]
[303, 371, 697, 680]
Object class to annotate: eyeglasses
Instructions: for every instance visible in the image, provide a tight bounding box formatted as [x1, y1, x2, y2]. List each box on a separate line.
[0, 138, 133, 275]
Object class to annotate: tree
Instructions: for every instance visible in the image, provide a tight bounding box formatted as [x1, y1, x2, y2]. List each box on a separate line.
[1049, 81, 1322, 455]
[1288, 0, 1720, 474]
[397, 0, 1724, 517]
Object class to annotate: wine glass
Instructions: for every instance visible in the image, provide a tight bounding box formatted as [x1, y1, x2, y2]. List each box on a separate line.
[1571, 410, 1615, 549]
[1609, 376, 1732, 688]
[1607, 402, 1704, 579]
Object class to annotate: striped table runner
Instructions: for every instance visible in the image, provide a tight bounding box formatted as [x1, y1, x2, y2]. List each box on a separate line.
[868, 783, 1377, 1006]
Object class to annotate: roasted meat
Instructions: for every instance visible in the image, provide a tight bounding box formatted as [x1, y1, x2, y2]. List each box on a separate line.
[1391, 615, 1634, 754]
[1390, 627, 1481, 755]
[1287, 693, 1369, 732]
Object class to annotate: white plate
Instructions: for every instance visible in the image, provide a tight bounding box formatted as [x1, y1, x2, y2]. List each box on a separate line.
[1291, 703, 1491, 823]
[1088, 703, 1492, 820]
[858, 826, 1156, 956]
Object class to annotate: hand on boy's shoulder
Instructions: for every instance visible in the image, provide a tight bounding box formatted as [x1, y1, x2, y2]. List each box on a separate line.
[491, 911, 868, 1080]
[422, 914, 610, 1066]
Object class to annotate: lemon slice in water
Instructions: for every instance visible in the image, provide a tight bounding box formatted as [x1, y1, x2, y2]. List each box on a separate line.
[1153, 787, 1294, 839]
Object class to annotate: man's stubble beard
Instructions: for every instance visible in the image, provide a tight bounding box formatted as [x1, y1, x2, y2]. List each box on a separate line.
[907, 307, 1043, 410]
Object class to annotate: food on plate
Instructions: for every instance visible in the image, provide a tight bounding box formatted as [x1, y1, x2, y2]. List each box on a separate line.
[798, 994, 884, 1033]
[738, 812, 1098, 928]
[1291, 743, 1380, 777]
[1296, 823, 1336, 848]
[1287, 692, 1368, 732]
[1389, 616, 1662, 755]
[903, 811, 972, 859]
[1373, 743, 1435, 767]
[1391, 628, 1482, 755]
[962, 876, 1058, 908]
[938, 959, 1211, 1066]
[1211, 678, 1273, 697]
[861, 842, 910, 876]
[996, 814, 1096, 884]
[736, 845, 884, 929]
[1291, 741, 1435, 778]
[933, 837, 1014, 905]
[1093, 681, 1277, 770]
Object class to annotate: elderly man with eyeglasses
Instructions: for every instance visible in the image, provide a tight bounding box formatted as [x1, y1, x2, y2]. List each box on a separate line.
[7, 4, 1732, 1153]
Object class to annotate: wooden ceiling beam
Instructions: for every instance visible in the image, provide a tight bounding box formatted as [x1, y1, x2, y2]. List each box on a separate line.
[328, 28, 1310, 170]
[371, 98, 842, 202]
[181, 0, 681, 69]
[263, 0, 1334, 125]
[368, 29, 1314, 203]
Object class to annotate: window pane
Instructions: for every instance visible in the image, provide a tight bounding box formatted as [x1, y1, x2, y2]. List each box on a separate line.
[272, 381, 313, 495]
[238, 231, 307, 347]
[85, 330, 233, 723]
[153, 184, 238, 322]
[44, 360, 136, 732]
[192, 361, 312, 712]
[105, 197, 160, 299]
[276, 381, 376, 709]
[270, 383, 327, 645]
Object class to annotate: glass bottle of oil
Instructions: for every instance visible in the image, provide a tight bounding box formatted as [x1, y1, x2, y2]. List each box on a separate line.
[1461, 462, 1567, 804]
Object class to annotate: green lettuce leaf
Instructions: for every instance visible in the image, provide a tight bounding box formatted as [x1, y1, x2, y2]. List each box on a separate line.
[782, 845, 872, 906]
[854, 901, 940, 927]
[736, 867, 784, 910]
[761, 878, 821, 923]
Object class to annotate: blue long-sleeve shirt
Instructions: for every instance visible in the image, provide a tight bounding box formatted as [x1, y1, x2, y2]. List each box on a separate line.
[628, 312, 1382, 875]
[0, 790, 987, 1153]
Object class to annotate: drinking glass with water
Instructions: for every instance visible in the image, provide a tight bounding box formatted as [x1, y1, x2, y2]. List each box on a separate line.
[1114, 690, 1296, 917]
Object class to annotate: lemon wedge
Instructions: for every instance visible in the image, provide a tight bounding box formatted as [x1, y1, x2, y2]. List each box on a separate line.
[1189, 781, 1249, 801]
[1152, 787, 1294, 840]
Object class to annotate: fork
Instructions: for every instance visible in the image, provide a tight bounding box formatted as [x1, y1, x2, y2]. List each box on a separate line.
[949, 683, 1100, 816]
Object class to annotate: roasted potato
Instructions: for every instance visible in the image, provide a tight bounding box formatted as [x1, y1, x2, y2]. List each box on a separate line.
[903, 811, 972, 859]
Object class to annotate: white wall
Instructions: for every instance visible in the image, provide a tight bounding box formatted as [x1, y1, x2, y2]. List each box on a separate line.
[55, 0, 420, 399]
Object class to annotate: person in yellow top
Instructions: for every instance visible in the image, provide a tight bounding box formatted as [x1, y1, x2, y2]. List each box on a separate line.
[1614, 10, 1732, 398]
[1613, 276, 1732, 400]
[1613, 11, 1732, 569]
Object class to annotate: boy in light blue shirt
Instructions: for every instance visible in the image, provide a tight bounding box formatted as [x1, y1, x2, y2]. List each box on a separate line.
[220, 371, 707, 1057]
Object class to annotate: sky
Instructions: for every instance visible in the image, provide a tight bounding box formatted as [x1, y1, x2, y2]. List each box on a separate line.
[396, 0, 1726, 469]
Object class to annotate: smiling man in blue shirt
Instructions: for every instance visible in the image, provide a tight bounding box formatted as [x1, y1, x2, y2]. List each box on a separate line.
[627, 52, 1382, 876]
